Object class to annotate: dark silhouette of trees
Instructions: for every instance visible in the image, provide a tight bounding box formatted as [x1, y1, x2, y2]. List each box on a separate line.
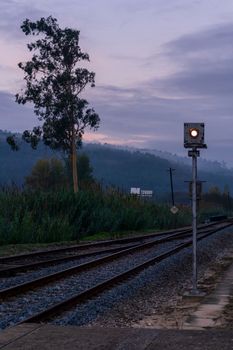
[25, 158, 68, 191]
[65, 153, 94, 188]
[26, 154, 94, 191]
[76, 153, 94, 183]
[8, 16, 100, 192]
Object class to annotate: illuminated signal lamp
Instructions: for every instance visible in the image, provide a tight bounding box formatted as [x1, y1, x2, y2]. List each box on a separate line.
[184, 123, 206, 149]
[190, 128, 199, 138]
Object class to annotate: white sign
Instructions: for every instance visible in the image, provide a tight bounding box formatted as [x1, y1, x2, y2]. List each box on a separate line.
[141, 190, 153, 197]
[170, 206, 179, 214]
[130, 187, 140, 195]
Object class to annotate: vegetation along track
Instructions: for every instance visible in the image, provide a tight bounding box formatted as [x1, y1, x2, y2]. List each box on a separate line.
[0, 220, 231, 327]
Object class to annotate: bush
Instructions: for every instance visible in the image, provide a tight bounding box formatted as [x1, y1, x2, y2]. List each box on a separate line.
[0, 187, 192, 244]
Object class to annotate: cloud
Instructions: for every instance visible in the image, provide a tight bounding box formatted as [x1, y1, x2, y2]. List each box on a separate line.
[2, 13, 233, 165]
[164, 22, 233, 59]
[113, 0, 201, 16]
[87, 22, 233, 165]
[0, 91, 35, 131]
[0, 0, 46, 39]
[154, 23, 233, 97]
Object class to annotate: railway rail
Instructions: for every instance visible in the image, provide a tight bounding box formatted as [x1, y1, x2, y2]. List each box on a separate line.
[0, 227, 195, 297]
[0, 227, 198, 277]
[0, 226, 194, 265]
[0, 219, 232, 328]
[18, 220, 233, 324]
[0, 221, 223, 277]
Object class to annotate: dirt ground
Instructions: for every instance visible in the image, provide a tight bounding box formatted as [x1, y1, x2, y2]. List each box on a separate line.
[132, 248, 233, 329]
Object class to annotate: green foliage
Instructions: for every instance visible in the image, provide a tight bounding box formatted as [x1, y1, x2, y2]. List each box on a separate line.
[13, 16, 100, 154]
[25, 158, 68, 191]
[2, 134, 233, 197]
[6, 135, 19, 151]
[65, 153, 94, 187]
[7, 16, 100, 192]
[200, 185, 233, 213]
[0, 187, 191, 245]
[77, 153, 94, 182]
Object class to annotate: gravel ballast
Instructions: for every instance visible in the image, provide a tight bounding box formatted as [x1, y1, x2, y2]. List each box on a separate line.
[0, 238, 185, 329]
[52, 227, 233, 327]
[0, 227, 232, 330]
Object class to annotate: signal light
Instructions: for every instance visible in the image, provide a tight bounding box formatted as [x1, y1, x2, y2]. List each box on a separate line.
[190, 128, 199, 138]
[184, 123, 207, 149]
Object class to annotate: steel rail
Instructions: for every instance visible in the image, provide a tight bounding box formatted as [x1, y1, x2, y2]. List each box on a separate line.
[1, 221, 231, 300]
[0, 228, 197, 299]
[1, 220, 222, 265]
[19, 220, 233, 324]
[0, 226, 193, 264]
[0, 222, 219, 277]
[0, 244, 139, 277]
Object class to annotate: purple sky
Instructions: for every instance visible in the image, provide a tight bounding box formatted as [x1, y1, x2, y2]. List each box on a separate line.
[1, 0, 233, 165]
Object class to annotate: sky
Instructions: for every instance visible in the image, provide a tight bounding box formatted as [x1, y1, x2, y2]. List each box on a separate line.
[1, 0, 233, 165]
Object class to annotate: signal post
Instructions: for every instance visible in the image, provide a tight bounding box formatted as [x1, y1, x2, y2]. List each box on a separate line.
[184, 123, 207, 295]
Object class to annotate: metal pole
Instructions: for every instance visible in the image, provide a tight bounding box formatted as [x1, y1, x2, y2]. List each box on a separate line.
[228, 191, 231, 213]
[169, 168, 175, 206]
[192, 149, 197, 292]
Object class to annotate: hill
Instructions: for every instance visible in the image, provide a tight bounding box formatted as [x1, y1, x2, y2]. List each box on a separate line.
[0, 131, 233, 200]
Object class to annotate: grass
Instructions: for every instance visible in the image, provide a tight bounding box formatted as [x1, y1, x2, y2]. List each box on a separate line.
[0, 186, 231, 250]
[0, 187, 192, 245]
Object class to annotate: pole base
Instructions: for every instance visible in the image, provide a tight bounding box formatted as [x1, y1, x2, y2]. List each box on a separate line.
[182, 289, 206, 302]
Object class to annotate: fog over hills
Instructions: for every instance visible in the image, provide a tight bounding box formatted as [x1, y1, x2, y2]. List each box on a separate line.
[100, 144, 229, 173]
[0, 131, 233, 199]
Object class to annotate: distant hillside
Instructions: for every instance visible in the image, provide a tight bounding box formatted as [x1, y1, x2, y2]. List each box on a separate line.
[99, 144, 230, 174]
[0, 131, 233, 199]
[0, 131, 58, 186]
[84, 143, 233, 196]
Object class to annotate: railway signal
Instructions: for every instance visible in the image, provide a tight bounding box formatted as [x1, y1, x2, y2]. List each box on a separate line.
[184, 123, 207, 295]
[184, 123, 206, 149]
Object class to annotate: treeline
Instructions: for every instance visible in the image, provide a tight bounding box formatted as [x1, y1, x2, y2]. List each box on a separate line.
[0, 151, 193, 244]
[0, 149, 231, 244]
[1, 130, 233, 197]
[200, 186, 233, 215]
[24, 155, 94, 191]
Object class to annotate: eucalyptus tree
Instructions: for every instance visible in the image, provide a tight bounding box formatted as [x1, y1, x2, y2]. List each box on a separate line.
[10, 16, 100, 192]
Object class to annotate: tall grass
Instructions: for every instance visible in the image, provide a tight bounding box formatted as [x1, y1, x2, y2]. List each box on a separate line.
[0, 187, 192, 244]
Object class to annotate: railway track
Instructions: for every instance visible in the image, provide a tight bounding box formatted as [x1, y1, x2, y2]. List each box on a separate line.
[0, 219, 232, 328]
[0, 227, 197, 277]
[19, 220, 233, 324]
[0, 227, 195, 297]
[0, 225, 194, 266]
[0, 244, 139, 277]
[0, 221, 222, 277]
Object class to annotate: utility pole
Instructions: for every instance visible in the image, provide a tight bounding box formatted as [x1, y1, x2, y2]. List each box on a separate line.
[168, 168, 175, 206]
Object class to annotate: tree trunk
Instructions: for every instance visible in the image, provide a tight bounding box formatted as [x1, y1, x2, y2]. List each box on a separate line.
[72, 128, 78, 193]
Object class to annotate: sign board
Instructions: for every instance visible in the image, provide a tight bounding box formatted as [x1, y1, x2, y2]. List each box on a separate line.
[141, 190, 153, 198]
[130, 187, 140, 195]
[170, 206, 179, 214]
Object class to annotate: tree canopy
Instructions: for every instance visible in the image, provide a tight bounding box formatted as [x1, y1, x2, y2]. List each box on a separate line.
[65, 153, 94, 187]
[25, 158, 68, 191]
[9, 16, 100, 192]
